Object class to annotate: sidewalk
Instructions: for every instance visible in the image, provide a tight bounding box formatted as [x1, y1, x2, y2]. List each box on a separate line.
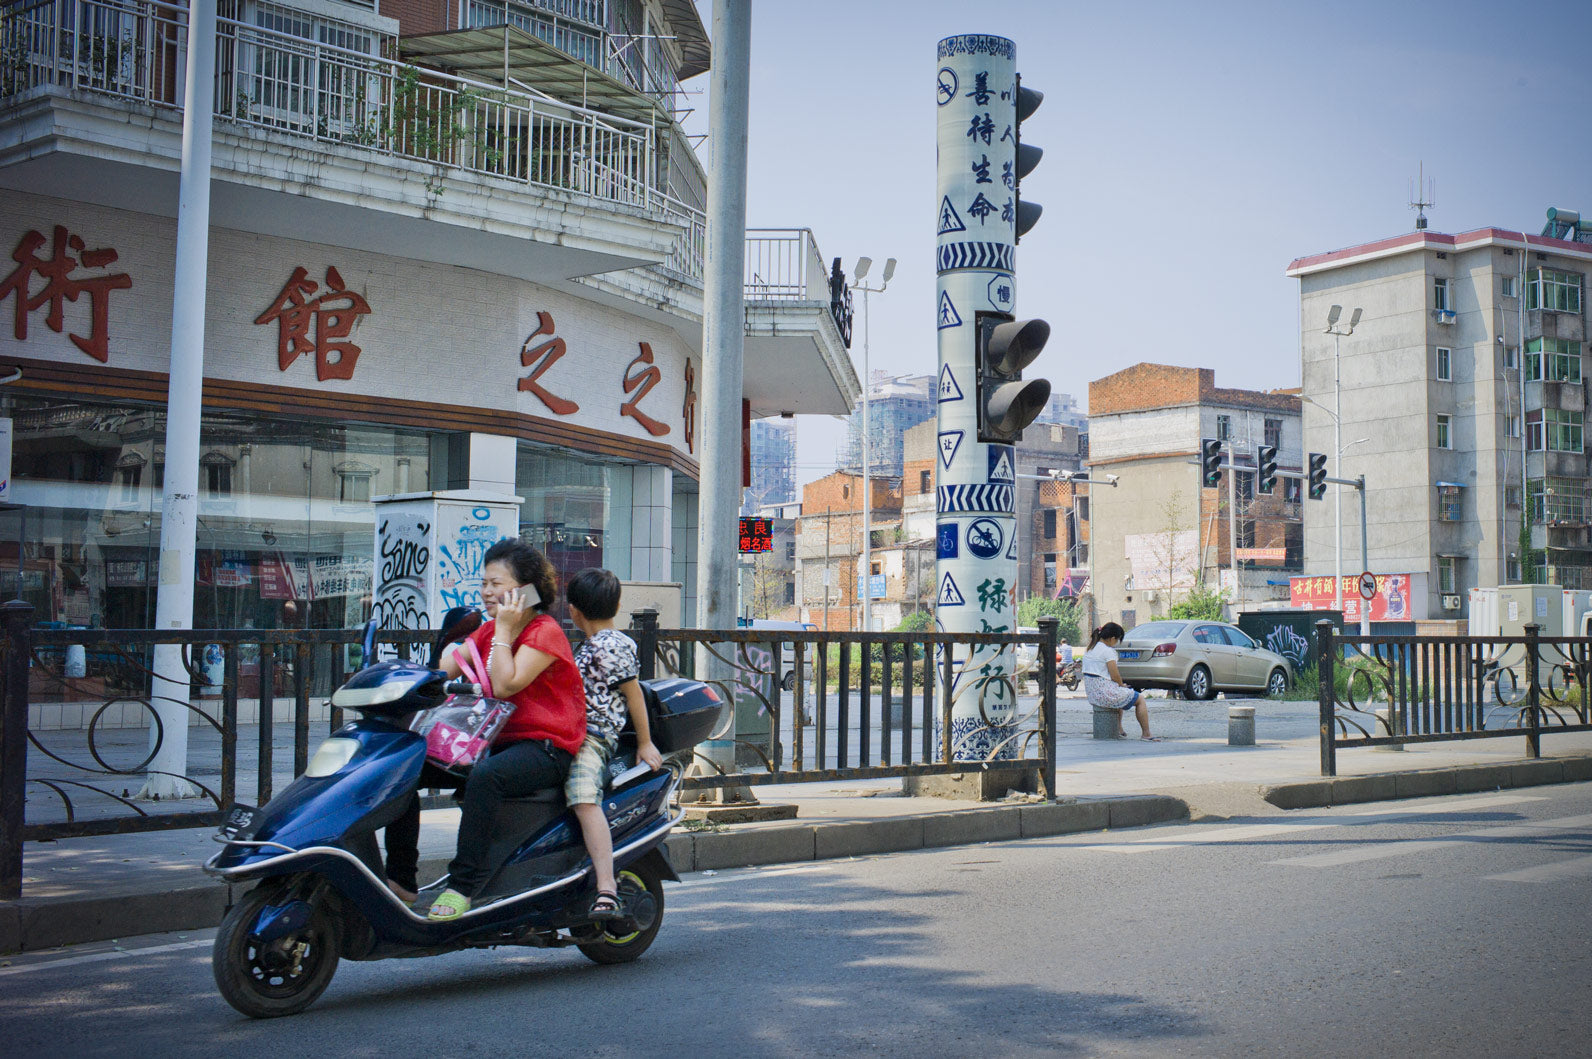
[4, 696, 1590, 953]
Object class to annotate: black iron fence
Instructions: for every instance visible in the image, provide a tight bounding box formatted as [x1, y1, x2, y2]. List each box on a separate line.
[0, 602, 1058, 898]
[1316, 620, 1592, 776]
[631, 613, 1058, 793]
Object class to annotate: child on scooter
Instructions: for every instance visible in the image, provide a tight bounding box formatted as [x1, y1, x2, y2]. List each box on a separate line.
[565, 569, 663, 919]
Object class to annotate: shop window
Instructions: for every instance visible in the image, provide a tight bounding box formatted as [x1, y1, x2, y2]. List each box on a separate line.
[336, 461, 376, 503]
[116, 453, 146, 504]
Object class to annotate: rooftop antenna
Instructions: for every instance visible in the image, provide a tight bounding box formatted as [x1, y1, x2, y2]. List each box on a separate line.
[1409, 162, 1436, 231]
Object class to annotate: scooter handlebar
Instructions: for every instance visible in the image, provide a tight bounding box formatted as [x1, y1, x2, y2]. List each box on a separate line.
[443, 677, 482, 696]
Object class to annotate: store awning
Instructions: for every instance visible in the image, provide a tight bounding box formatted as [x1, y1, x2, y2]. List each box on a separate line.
[1435, 481, 1465, 488]
[398, 24, 667, 127]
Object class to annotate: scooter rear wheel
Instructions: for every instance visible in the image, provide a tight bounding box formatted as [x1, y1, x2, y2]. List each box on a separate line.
[213, 879, 342, 1018]
[577, 863, 664, 965]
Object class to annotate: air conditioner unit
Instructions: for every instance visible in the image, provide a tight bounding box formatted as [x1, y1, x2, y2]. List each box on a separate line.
[1435, 309, 1457, 325]
[1441, 594, 1462, 611]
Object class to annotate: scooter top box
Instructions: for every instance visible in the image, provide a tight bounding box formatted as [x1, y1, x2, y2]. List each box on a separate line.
[642, 677, 721, 753]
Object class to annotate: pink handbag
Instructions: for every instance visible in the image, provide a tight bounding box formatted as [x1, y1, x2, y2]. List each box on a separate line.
[413, 634, 516, 774]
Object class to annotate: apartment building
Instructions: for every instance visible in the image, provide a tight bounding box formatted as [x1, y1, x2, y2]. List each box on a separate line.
[744, 417, 797, 514]
[837, 372, 934, 478]
[1088, 365, 1303, 628]
[0, 0, 858, 633]
[1287, 208, 1592, 618]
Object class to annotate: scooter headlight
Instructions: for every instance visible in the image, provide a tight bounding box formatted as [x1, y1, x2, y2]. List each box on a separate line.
[305, 737, 360, 778]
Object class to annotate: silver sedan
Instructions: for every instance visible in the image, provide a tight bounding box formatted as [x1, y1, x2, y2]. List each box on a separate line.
[1113, 619, 1293, 700]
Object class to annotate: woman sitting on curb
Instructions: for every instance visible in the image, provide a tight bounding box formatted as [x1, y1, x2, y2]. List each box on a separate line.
[1082, 622, 1159, 741]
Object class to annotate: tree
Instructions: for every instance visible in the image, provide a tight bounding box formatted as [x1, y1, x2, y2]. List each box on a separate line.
[1141, 489, 1198, 618]
[1017, 595, 1081, 645]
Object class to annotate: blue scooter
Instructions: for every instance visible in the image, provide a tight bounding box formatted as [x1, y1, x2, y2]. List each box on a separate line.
[204, 612, 719, 1018]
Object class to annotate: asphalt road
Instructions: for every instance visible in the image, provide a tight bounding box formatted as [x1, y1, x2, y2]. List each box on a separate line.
[4, 784, 1590, 1057]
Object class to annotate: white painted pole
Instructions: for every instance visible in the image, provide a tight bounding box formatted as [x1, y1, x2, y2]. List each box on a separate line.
[861, 290, 871, 633]
[694, 0, 751, 783]
[144, 0, 216, 800]
[935, 34, 1021, 761]
[1333, 330, 1344, 615]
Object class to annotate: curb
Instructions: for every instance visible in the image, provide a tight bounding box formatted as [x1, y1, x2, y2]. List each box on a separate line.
[1259, 753, 1592, 810]
[0, 795, 1187, 954]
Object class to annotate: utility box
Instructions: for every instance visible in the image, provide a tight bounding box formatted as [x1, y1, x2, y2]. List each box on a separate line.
[1237, 609, 1343, 677]
[372, 491, 522, 657]
[1468, 585, 1591, 638]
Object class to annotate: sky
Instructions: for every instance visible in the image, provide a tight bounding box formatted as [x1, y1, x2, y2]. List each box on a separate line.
[684, 0, 1592, 487]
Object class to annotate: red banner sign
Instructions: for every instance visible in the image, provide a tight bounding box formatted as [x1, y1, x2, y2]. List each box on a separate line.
[1290, 573, 1415, 623]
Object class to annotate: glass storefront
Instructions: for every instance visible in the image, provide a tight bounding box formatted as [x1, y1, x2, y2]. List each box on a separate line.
[4, 394, 432, 633]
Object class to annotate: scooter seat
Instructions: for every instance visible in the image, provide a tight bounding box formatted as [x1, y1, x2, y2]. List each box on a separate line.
[501, 788, 564, 805]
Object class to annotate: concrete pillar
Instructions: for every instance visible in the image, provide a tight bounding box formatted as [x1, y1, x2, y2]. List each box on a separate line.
[143, 0, 218, 801]
[1092, 707, 1121, 740]
[1228, 704, 1256, 746]
[694, 0, 752, 785]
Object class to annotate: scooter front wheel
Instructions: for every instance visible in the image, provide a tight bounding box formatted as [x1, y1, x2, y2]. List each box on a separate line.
[577, 862, 664, 965]
[213, 879, 342, 1018]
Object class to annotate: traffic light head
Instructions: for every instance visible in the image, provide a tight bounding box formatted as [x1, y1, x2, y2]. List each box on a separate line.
[1201, 438, 1223, 488]
[1013, 77, 1042, 243]
[1257, 444, 1279, 495]
[977, 314, 1051, 443]
[1308, 452, 1328, 500]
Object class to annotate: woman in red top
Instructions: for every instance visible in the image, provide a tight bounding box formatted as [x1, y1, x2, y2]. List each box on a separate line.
[384, 540, 585, 919]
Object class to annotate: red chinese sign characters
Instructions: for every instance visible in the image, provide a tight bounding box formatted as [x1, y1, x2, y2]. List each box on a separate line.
[620, 341, 669, 437]
[0, 225, 132, 362]
[255, 266, 371, 381]
[518, 310, 579, 414]
[682, 358, 697, 454]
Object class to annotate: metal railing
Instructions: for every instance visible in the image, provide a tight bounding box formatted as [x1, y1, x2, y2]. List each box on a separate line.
[0, 601, 1058, 897]
[1315, 620, 1592, 776]
[744, 228, 853, 345]
[631, 611, 1057, 794]
[1, 0, 699, 237]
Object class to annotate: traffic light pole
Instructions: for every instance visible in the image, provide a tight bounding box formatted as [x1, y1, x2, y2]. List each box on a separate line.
[934, 34, 1045, 762]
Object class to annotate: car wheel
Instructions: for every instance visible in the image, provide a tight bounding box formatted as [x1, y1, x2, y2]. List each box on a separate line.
[1266, 667, 1289, 697]
[1183, 664, 1213, 701]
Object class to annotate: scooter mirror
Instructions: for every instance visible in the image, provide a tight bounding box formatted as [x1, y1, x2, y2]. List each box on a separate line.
[360, 618, 380, 666]
[431, 607, 483, 666]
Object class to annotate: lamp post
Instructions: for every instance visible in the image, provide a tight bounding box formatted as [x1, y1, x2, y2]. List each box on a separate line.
[1322, 304, 1361, 614]
[851, 255, 895, 632]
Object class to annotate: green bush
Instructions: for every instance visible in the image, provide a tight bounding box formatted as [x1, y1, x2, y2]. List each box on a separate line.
[1167, 585, 1227, 621]
[1016, 596, 1081, 645]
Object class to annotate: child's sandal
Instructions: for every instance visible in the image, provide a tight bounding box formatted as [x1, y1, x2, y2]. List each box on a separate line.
[587, 889, 622, 920]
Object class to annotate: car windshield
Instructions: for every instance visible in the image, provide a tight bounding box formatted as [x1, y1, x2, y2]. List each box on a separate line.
[1123, 621, 1185, 642]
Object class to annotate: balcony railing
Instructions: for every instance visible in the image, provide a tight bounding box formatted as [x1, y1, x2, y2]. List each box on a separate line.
[745, 228, 854, 347]
[1, 0, 707, 274]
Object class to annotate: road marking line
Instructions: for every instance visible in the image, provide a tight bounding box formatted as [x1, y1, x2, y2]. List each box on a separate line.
[1271, 814, 1592, 868]
[0, 937, 213, 978]
[1483, 854, 1592, 884]
[1344, 794, 1542, 816]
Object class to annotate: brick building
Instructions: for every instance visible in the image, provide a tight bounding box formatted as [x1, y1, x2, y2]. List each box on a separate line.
[1088, 364, 1303, 628]
[794, 471, 902, 631]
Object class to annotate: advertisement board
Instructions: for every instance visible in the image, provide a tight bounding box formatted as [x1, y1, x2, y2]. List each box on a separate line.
[1290, 573, 1424, 623]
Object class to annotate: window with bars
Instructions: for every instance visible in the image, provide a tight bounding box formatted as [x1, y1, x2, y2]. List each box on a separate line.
[1263, 418, 1281, 448]
[1527, 477, 1589, 523]
[1527, 268, 1583, 313]
[1438, 484, 1462, 521]
[1438, 556, 1457, 594]
[1216, 414, 1232, 441]
[1525, 337, 1582, 383]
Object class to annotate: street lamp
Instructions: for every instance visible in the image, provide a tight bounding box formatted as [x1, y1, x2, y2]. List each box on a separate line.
[1323, 304, 1361, 614]
[852, 255, 895, 632]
